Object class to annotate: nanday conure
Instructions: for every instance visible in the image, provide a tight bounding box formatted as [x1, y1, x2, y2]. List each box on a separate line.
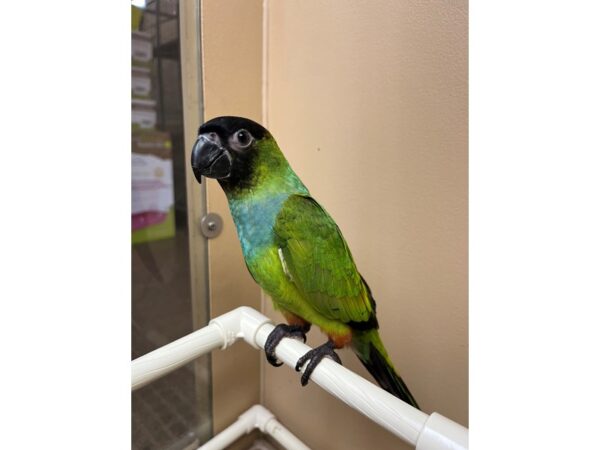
[191, 116, 419, 409]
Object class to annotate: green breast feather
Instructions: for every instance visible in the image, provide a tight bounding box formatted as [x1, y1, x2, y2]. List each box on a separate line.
[273, 195, 373, 324]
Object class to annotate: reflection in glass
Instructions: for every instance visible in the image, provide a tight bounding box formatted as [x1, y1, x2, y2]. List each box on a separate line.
[131, 1, 211, 448]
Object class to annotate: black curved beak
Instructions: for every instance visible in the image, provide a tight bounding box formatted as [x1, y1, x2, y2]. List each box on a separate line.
[190, 134, 232, 184]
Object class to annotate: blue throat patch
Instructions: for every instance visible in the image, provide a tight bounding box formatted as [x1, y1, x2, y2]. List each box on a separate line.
[228, 194, 290, 261]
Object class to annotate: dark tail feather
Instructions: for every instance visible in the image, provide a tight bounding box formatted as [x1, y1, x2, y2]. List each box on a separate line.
[354, 330, 420, 409]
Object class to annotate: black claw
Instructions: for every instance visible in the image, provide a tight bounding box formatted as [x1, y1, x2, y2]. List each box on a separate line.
[295, 341, 342, 386]
[264, 323, 308, 367]
[267, 353, 283, 367]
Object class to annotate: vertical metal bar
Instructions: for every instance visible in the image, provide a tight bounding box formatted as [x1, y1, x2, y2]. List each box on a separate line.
[175, 0, 183, 131]
[179, 0, 212, 443]
[156, 0, 165, 129]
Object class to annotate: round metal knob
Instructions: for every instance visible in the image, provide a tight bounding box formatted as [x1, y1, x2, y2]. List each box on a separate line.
[200, 213, 223, 239]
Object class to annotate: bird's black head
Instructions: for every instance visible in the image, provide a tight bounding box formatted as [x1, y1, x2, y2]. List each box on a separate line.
[190, 116, 269, 187]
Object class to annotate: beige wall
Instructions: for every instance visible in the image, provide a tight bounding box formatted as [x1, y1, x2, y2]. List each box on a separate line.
[197, 1, 467, 448]
[262, 1, 468, 449]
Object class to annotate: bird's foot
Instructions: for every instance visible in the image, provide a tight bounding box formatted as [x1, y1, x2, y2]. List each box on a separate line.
[264, 323, 308, 367]
[295, 341, 342, 386]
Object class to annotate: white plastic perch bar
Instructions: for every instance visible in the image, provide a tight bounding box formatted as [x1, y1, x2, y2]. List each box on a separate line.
[199, 404, 310, 450]
[132, 306, 468, 450]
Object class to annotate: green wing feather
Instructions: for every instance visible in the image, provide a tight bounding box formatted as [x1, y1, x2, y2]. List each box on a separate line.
[273, 195, 373, 325]
[273, 195, 419, 408]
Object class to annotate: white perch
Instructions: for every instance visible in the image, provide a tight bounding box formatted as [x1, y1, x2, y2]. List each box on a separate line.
[132, 306, 468, 450]
[199, 404, 310, 450]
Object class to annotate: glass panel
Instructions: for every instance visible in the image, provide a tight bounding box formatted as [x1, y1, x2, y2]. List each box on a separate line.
[132, 1, 211, 449]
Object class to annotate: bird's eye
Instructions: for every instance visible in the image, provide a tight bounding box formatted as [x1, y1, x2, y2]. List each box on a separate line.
[231, 129, 253, 150]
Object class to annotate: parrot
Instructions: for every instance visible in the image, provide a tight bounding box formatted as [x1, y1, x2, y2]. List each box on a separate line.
[190, 116, 419, 409]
